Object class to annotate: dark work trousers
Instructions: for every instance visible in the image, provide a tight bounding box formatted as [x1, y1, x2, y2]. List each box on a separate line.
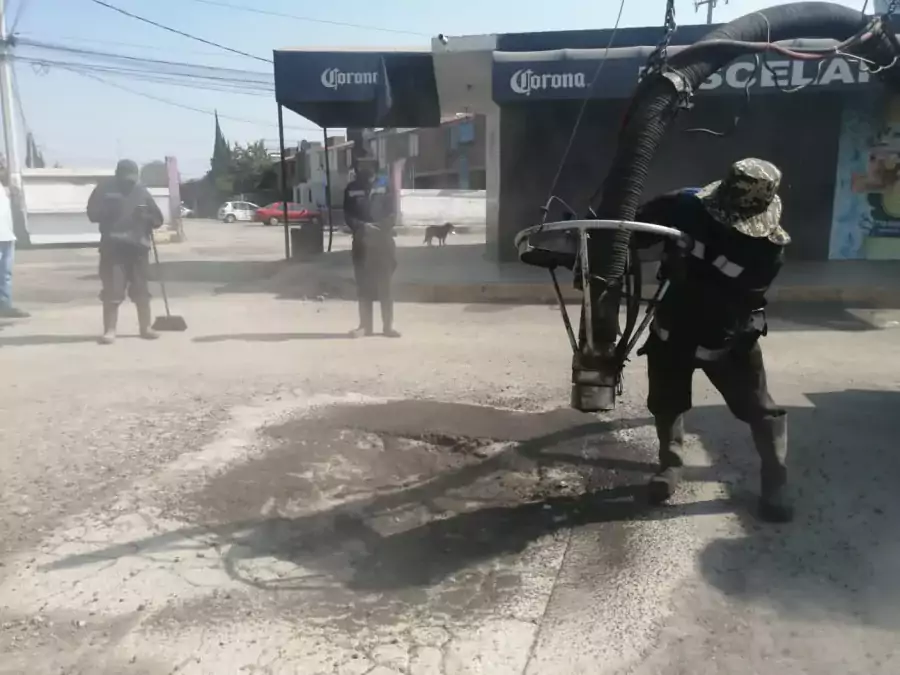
[352, 234, 396, 332]
[644, 332, 791, 519]
[98, 240, 152, 306]
[645, 333, 785, 422]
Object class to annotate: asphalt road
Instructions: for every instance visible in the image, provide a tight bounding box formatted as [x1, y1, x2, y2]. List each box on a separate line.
[1, 222, 899, 674]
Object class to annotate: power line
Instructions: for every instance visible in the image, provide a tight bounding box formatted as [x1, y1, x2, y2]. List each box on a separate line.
[15, 55, 274, 97]
[15, 37, 272, 79]
[10, 0, 33, 34]
[85, 0, 270, 63]
[185, 0, 430, 37]
[13, 32, 252, 58]
[65, 67, 318, 132]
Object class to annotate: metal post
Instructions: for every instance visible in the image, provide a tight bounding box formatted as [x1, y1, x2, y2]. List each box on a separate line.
[0, 0, 27, 244]
[706, 0, 714, 24]
[322, 127, 334, 252]
[277, 104, 290, 260]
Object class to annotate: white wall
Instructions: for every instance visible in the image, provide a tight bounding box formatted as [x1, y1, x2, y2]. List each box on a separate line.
[21, 168, 170, 245]
[397, 189, 486, 228]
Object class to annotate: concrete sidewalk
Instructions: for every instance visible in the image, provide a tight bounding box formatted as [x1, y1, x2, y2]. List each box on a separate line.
[281, 237, 900, 306]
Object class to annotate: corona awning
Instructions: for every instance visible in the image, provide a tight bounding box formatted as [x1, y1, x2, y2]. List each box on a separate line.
[273, 48, 441, 128]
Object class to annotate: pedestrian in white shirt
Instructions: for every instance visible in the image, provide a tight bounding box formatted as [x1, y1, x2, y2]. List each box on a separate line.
[0, 177, 29, 318]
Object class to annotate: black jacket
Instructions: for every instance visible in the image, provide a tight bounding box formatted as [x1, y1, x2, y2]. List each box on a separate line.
[343, 179, 395, 269]
[87, 178, 163, 250]
[635, 190, 786, 351]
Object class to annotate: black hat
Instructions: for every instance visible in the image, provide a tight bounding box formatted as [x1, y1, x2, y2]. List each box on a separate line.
[115, 159, 140, 181]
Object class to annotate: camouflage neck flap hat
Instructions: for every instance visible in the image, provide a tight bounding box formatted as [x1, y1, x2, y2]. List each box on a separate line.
[695, 158, 791, 245]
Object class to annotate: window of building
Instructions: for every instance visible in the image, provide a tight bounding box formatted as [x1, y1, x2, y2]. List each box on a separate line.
[458, 120, 475, 144]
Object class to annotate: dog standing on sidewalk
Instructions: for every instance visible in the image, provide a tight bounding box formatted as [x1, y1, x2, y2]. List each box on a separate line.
[424, 222, 455, 247]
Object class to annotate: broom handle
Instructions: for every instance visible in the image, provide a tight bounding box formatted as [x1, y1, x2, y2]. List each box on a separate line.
[150, 230, 173, 318]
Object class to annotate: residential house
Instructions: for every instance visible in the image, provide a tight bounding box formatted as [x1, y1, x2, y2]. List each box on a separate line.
[364, 114, 486, 190]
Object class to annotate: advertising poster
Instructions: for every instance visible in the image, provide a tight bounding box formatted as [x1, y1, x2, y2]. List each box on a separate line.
[830, 92, 900, 260]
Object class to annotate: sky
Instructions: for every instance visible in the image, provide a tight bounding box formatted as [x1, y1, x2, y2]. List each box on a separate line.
[10, 0, 870, 179]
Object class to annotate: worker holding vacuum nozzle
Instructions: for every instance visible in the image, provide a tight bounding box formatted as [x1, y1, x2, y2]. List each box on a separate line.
[342, 157, 400, 338]
[86, 159, 164, 345]
[634, 158, 793, 523]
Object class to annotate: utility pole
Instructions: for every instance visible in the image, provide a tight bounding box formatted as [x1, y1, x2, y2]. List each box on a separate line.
[695, 0, 727, 24]
[0, 0, 27, 243]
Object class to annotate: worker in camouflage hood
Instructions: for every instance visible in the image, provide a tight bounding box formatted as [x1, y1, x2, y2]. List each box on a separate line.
[634, 158, 793, 523]
[342, 157, 400, 338]
[86, 159, 164, 345]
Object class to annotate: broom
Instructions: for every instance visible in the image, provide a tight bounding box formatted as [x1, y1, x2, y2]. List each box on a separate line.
[150, 230, 188, 332]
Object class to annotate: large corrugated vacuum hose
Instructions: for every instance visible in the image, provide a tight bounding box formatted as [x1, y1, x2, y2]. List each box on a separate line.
[573, 1, 900, 412]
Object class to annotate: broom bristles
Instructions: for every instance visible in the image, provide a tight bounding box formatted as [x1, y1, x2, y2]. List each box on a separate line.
[152, 315, 188, 332]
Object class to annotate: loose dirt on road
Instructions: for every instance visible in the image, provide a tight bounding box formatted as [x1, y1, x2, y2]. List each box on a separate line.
[1, 234, 899, 673]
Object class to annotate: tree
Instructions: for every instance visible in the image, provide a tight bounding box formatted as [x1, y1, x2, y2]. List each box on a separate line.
[210, 111, 233, 194]
[25, 133, 45, 169]
[230, 140, 273, 194]
[140, 160, 169, 187]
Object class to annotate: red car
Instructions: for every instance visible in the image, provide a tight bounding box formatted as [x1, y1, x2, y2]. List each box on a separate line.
[255, 202, 320, 226]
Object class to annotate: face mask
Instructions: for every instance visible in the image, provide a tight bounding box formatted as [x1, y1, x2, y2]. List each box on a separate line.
[118, 177, 137, 192]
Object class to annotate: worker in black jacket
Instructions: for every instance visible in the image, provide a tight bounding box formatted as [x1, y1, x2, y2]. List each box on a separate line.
[342, 159, 400, 338]
[634, 158, 793, 523]
[86, 159, 164, 345]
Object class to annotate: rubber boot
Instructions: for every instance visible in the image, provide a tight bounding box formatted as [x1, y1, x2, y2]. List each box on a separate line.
[136, 300, 159, 340]
[751, 414, 793, 523]
[381, 298, 401, 338]
[99, 303, 119, 345]
[350, 300, 374, 338]
[648, 414, 685, 505]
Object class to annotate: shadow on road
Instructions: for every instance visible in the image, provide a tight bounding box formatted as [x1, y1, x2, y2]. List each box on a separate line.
[193, 332, 353, 343]
[40, 393, 900, 630]
[693, 389, 900, 630]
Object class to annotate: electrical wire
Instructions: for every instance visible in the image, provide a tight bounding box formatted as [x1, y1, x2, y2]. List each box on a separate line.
[12, 32, 252, 58]
[15, 56, 274, 97]
[85, 0, 270, 63]
[542, 0, 627, 214]
[63, 67, 317, 132]
[185, 0, 430, 37]
[15, 38, 273, 80]
[10, 0, 32, 34]
[14, 54, 274, 94]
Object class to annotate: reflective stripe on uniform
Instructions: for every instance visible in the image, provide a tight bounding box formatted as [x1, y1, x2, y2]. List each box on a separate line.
[712, 255, 744, 278]
[691, 240, 706, 259]
[348, 190, 366, 198]
[687, 238, 743, 279]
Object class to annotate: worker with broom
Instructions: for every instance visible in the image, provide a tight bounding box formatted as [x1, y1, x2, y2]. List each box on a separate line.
[87, 159, 164, 345]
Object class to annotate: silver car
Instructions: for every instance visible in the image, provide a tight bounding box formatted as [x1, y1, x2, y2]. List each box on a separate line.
[218, 201, 258, 223]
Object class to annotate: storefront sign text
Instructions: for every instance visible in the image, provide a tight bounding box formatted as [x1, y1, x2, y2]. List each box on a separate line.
[320, 67, 379, 90]
[509, 69, 588, 96]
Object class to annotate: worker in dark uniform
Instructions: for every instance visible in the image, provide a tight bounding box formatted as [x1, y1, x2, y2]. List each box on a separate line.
[86, 159, 164, 345]
[342, 158, 400, 338]
[634, 158, 793, 523]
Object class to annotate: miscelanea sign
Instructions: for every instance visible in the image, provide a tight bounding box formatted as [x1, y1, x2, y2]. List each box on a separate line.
[640, 57, 872, 92]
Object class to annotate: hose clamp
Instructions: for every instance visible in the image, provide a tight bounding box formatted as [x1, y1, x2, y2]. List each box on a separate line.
[661, 70, 694, 110]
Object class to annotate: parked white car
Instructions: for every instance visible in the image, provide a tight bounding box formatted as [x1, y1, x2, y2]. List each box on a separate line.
[218, 201, 258, 223]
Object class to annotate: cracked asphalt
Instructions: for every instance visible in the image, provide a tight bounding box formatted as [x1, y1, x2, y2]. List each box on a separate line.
[1, 221, 899, 674]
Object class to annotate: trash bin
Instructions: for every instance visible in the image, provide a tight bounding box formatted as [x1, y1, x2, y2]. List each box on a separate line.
[289, 219, 324, 260]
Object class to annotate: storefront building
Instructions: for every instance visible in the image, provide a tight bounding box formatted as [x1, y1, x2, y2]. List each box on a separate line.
[274, 21, 900, 262]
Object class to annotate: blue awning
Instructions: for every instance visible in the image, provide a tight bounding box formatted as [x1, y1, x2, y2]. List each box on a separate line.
[491, 41, 877, 103]
[273, 49, 441, 128]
